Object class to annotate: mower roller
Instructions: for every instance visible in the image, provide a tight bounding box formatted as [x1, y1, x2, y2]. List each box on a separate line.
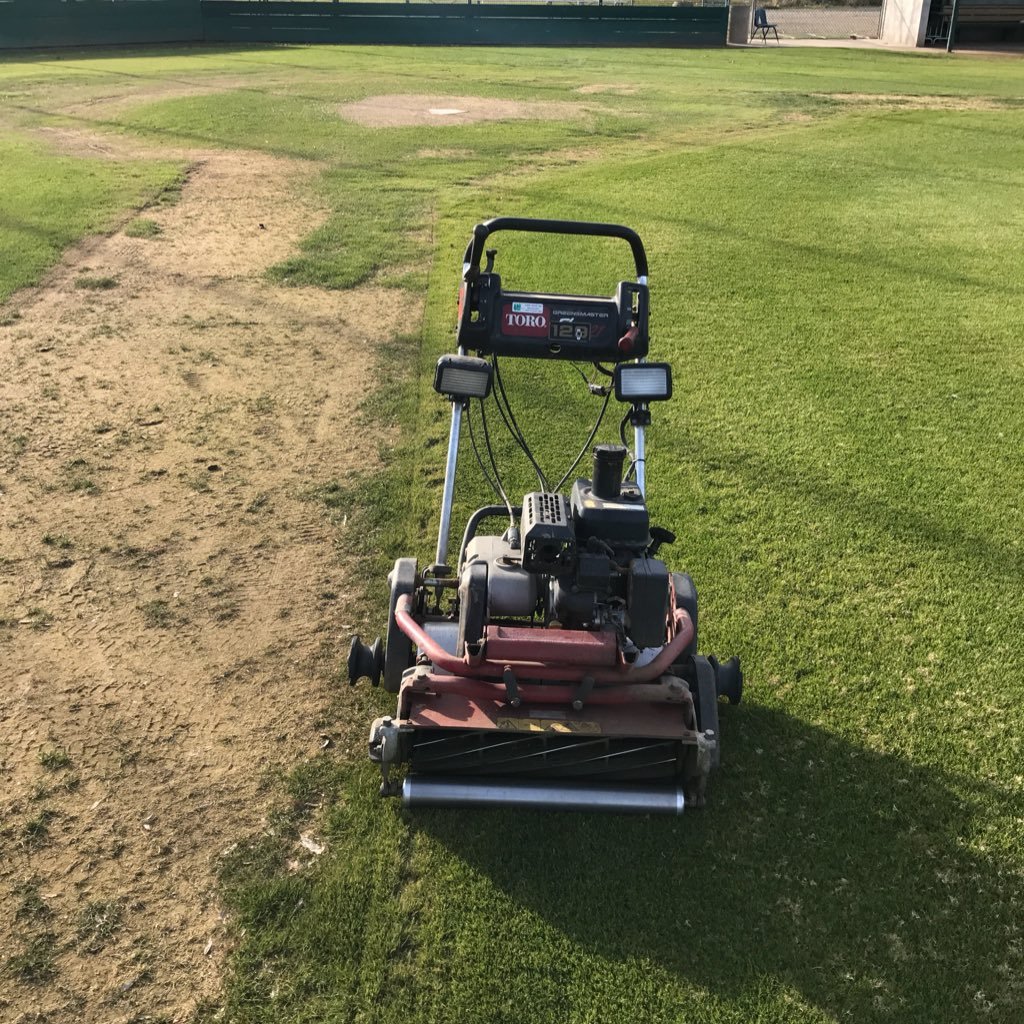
[349, 217, 742, 815]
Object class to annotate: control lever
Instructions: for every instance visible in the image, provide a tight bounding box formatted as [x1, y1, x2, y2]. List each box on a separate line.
[648, 526, 676, 556]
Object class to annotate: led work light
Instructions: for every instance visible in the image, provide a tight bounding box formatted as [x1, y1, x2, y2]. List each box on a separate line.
[613, 362, 672, 403]
[433, 354, 493, 401]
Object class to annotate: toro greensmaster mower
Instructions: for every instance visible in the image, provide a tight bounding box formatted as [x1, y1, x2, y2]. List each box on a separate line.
[349, 217, 742, 815]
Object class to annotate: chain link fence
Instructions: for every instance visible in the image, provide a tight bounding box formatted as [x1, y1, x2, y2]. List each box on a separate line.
[751, 3, 884, 39]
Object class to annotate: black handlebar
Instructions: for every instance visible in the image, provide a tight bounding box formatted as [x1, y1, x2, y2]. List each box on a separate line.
[464, 217, 649, 281]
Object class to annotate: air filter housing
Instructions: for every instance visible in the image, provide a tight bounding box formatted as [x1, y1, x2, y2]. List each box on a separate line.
[521, 492, 576, 575]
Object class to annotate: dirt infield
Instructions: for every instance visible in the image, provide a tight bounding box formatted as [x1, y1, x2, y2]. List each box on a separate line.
[0, 140, 409, 1021]
[338, 93, 584, 127]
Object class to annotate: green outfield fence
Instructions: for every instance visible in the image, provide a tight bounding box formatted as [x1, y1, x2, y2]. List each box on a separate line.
[0, 0, 728, 49]
[0, 0, 204, 48]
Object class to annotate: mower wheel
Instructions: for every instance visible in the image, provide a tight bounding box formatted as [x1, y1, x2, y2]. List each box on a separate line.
[690, 655, 721, 771]
[710, 654, 743, 705]
[383, 558, 418, 694]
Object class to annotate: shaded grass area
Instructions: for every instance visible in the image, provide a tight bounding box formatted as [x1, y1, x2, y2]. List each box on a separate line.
[2, 42, 1023, 1024]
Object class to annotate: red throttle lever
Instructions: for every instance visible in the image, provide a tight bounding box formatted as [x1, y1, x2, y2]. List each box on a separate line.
[617, 324, 639, 355]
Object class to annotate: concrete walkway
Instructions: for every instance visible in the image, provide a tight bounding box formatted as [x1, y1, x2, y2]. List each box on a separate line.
[737, 37, 1023, 56]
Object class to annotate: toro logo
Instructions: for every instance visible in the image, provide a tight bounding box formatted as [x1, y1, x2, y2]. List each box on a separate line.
[501, 302, 549, 337]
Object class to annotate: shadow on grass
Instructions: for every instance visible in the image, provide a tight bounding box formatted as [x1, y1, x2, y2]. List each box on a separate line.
[418, 703, 1020, 1021]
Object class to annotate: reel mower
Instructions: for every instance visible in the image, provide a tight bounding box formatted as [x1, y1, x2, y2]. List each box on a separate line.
[349, 217, 742, 815]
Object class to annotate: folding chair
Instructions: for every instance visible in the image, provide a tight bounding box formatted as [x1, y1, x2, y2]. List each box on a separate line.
[753, 8, 780, 44]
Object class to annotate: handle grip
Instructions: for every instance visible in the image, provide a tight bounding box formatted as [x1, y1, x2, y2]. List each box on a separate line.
[463, 217, 649, 281]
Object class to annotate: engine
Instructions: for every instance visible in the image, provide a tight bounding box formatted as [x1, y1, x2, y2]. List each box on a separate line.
[457, 445, 674, 658]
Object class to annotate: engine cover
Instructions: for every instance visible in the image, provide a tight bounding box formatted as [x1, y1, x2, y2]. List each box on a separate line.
[570, 478, 649, 549]
[463, 536, 537, 618]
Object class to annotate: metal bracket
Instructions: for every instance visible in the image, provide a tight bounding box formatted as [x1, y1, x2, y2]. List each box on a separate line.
[571, 674, 595, 712]
[368, 716, 404, 797]
[502, 666, 521, 708]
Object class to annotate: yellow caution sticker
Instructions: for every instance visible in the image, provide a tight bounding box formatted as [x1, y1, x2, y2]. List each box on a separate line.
[495, 718, 602, 735]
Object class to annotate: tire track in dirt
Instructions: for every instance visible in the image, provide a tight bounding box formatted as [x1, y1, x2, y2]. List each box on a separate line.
[0, 138, 415, 1022]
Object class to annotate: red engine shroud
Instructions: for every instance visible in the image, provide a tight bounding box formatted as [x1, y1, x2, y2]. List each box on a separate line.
[393, 593, 693, 685]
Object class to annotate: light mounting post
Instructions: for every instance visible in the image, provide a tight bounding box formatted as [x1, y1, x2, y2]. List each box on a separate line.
[614, 360, 671, 498]
[434, 353, 493, 566]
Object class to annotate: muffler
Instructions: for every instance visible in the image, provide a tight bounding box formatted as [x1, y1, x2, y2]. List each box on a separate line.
[402, 775, 685, 815]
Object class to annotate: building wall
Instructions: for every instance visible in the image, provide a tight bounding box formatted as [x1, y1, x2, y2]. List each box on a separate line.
[880, 0, 932, 44]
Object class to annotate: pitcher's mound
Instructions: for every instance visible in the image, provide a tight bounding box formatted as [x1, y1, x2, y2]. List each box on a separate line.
[339, 94, 581, 127]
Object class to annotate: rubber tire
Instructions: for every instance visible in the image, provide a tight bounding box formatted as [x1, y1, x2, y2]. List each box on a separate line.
[383, 558, 418, 694]
[691, 655, 721, 771]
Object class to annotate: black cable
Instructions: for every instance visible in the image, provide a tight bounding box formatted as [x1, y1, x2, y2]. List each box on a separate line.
[478, 398, 515, 528]
[569, 362, 592, 388]
[619, 410, 639, 483]
[494, 359, 548, 492]
[554, 389, 611, 493]
[593, 362, 614, 377]
[466, 402, 504, 510]
[493, 356, 550, 492]
[619, 409, 631, 450]
[490, 384, 539, 490]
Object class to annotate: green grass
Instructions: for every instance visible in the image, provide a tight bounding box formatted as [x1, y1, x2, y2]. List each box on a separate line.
[38, 747, 72, 771]
[4, 932, 59, 984]
[124, 216, 162, 238]
[76, 898, 124, 952]
[20, 809, 58, 850]
[139, 599, 179, 628]
[74, 273, 118, 290]
[0, 138, 182, 303]
[2, 42, 1023, 1024]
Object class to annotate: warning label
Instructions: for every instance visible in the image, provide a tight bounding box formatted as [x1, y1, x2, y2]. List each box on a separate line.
[495, 718, 602, 735]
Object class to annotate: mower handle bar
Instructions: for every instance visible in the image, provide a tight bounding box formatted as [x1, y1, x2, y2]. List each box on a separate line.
[464, 217, 649, 281]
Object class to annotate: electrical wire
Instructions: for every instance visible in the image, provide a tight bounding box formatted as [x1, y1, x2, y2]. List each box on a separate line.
[569, 362, 592, 388]
[492, 356, 550, 492]
[466, 402, 504, 511]
[619, 409, 631, 450]
[619, 409, 638, 482]
[493, 359, 548, 492]
[478, 397, 515, 528]
[553, 388, 611, 492]
[490, 355, 618, 496]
